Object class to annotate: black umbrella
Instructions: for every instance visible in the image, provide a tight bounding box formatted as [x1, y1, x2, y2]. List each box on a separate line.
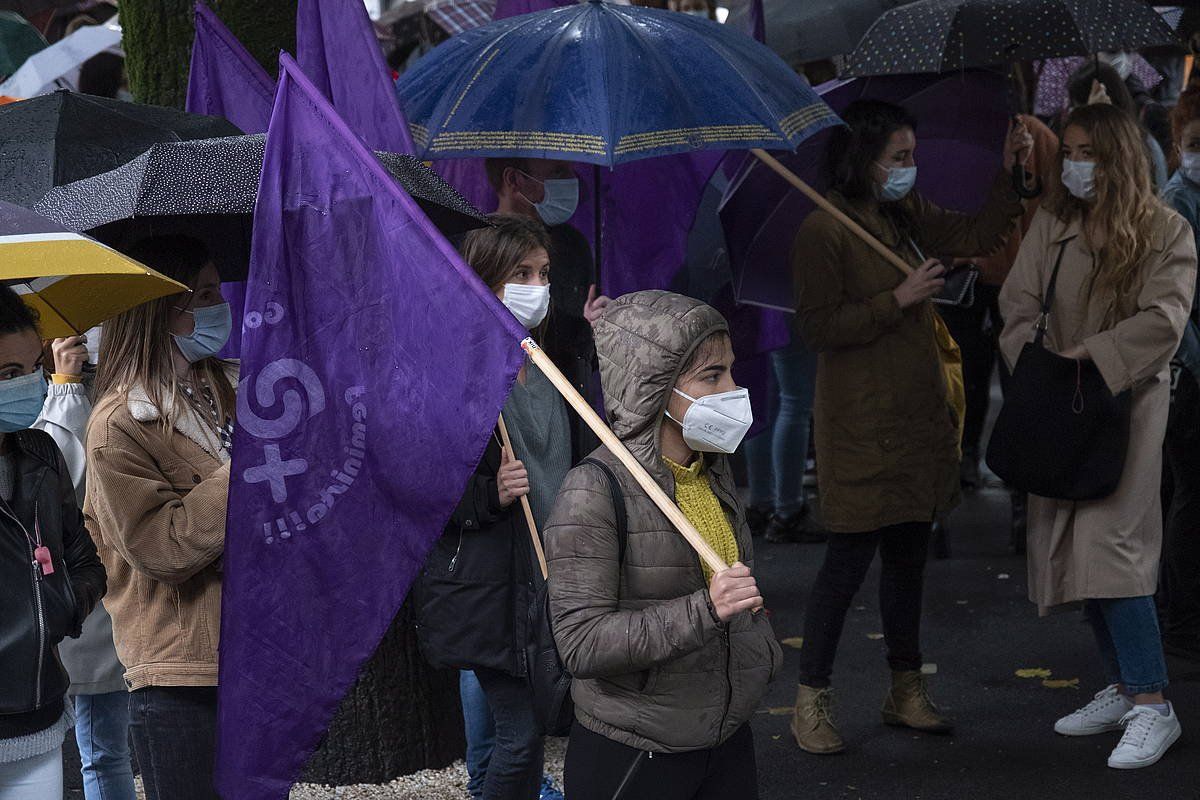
[763, 0, 913, 66]
[33, 134, 489, 281]
[0, 89, 241, 207]
[845, 0, 1178, 77]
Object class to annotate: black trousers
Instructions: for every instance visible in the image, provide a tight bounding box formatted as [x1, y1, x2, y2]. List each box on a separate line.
[798, 522, 932, 688]
[1163, 429, 1200, 646]
[937, 284, 1005, 458]
[564, 722, 757, 800]
[128, 686, 219, 800]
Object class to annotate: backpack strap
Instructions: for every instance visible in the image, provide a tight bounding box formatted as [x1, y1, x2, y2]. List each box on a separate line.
[581, 457, 628, 564]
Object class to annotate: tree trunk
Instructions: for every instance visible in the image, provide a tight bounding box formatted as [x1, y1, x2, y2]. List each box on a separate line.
[119, 0, 296, 108]
[301, 598, 466, 785]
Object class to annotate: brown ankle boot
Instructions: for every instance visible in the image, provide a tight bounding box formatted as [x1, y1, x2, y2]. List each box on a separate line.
[882, 671, 954, 733]
[791, 684, 846, 754]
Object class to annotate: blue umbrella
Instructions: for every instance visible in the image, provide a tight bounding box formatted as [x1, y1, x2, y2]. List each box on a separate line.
[396, 0, 839, 167]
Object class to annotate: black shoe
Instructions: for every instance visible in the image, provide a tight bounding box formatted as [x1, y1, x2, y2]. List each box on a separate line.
[765, 509, 827, 544]
[746, 504, 772, 538]
[931, 519, 951, 560]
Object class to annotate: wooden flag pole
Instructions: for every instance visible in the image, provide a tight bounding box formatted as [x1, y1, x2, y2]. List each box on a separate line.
[497, 413, 549, 581]
[521, 338, 729, 577]
[750, 148, 915, 277]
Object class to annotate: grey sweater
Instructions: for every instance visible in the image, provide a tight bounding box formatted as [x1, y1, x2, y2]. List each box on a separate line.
[502, 363, 572, 532]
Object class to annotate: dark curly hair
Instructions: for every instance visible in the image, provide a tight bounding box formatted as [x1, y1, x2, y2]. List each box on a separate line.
[0, 284, 40, 336]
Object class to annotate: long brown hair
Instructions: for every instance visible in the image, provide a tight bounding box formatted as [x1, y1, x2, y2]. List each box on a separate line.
[1045, 103, 1161, 324]
[94, 235, 235, 433]
[460, 214, 553, 339]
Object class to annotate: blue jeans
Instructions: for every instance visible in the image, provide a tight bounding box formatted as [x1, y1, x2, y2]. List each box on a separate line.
[744, 340, 817, 517]
[472, 667, 543, 800]
[1086, 597, 1170, 695]
[0, 746, 62, 799]
[460, 671, 496, 800]
[75, 691, 136, 800]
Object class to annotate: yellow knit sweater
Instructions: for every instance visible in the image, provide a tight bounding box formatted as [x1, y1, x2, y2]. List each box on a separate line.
[664, 457, 740, 582]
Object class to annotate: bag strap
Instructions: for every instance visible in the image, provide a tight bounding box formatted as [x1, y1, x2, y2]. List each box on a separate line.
[581, 457, 629, 564]
[1035, 241, 1070, 346]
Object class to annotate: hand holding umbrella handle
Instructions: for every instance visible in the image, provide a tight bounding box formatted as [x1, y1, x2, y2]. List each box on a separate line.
[497, 413, 549, 581]
[1009, 116, 1042, 199]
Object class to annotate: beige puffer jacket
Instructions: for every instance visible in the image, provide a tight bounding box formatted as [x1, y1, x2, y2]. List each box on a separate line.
[544, 290, 781, 753]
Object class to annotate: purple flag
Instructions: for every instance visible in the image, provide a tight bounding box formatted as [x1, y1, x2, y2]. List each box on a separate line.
[185, 2, 274, 135]
[214, 53, 525, 799]
[296, 0, 415, 154]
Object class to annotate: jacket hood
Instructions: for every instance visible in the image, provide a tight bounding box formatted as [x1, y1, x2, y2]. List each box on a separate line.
[593, 291, 728, 477]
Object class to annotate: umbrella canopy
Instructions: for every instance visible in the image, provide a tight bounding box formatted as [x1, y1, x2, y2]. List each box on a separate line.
[33, 134, 489, 281]
[845, 0, 1177, 76]
[719, 70, 1011, 310]
[0, 17, 121, 98]
[0, 89, 240, 207]
[763, 0, 911, 66]
[0, 200, 186, 337]
[0, 10, 47, 77]
[397, 0, 839, 167]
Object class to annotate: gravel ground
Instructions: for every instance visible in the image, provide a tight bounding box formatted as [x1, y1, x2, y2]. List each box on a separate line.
[286, 737, 567, 800]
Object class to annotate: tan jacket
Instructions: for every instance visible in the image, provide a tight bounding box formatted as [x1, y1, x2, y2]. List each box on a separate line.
[545, 292, 781, 753]
[999, 207, 1197, 613]
[792, 172, 1024, 533]
[83, 374, 233, 690]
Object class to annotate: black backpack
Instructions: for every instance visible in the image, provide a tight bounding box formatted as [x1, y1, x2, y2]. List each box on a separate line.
[526, 458, 627, 736]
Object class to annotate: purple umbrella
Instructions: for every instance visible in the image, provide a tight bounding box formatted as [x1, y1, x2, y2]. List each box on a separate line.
[719, 70, 1011, 311]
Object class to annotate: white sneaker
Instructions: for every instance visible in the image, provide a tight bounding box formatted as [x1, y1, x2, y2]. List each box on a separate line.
[1107, 704, 1182, 769]
[1054, 684, 1133, 736]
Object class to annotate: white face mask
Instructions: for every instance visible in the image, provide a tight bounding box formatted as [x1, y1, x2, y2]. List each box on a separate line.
[682, 9, 710, 18]
[520, 173, 580, 227]
[1062, 159, 1097, 201]
[876, 162, 917, 202]
[666, 387, 753, 454]
[1181, 152, 1200, 185]
[502, 283, 551, 329]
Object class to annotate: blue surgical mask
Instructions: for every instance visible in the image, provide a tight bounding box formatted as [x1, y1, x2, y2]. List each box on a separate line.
[1181, 152, 1200, 185]
[876, 163, 917, 202]
[1062, 159, 1097, 201]
[0, 371, 48, 433]
[520, 173, 580, 226]
[172, 302, 232, 363]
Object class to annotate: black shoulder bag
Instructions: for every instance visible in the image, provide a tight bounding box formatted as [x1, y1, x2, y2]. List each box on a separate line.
[985, 242, 1132, 501]
[526, 457, 628, 736]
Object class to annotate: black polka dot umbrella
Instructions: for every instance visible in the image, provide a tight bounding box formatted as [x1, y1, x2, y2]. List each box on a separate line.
[845, 0, 1179, 76]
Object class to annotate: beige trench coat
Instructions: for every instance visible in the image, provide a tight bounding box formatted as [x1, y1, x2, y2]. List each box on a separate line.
[999, 206, 1197, 614]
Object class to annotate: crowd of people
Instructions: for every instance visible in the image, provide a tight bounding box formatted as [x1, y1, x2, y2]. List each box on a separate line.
[2, 9, 1200, 800]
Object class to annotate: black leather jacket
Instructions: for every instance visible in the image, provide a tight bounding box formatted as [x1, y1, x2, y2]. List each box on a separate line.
[0, 429, 105, 719]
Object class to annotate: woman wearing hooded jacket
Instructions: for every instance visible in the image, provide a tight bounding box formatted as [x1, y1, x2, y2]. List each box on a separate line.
[544, 290, 780, 800]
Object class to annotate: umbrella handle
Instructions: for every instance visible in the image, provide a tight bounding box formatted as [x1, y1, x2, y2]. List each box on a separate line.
[1011, 164, 1042, 199]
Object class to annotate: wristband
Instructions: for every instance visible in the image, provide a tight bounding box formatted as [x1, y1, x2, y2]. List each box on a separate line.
[51, 374, 83, 385]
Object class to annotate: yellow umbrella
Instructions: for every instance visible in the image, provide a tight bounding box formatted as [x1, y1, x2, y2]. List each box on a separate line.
[1, 201, 187, 339]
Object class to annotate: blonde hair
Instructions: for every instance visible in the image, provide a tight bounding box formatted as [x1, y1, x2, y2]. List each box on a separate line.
[94, 235, 234, 435]
[1046, 103, 1162, 324]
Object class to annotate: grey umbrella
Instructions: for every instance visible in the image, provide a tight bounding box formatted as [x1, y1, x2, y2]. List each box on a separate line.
[34, 133, 488, 280]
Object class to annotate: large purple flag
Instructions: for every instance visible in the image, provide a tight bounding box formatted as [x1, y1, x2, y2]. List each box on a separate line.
[214, 53, 525, 799]
[296, 0, 415, 154]
[185, 2, 274, 135]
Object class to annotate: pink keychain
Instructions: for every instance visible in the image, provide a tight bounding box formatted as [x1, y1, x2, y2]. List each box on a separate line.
[32, 511, 53, 576]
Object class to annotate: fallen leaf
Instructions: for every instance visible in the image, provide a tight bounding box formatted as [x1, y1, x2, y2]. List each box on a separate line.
[866, 632, 885, 640]
[764, 706, 793, 716]
[780, 636, 804, 649]
[921, 663, 938, 675]
[854, 605, 867, 611]
[1042, 678, 1080, 689]
[772, 735, 781, 740]
[997, 573, 1011, 580]
[1015, 668, 1052, 679]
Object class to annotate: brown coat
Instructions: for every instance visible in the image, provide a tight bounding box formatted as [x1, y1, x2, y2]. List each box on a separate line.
[999, 207, 1197, 613]
[793, 173, 1024, 533]
[544, 291, 781, 753]
[83, 373, 233, 690]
